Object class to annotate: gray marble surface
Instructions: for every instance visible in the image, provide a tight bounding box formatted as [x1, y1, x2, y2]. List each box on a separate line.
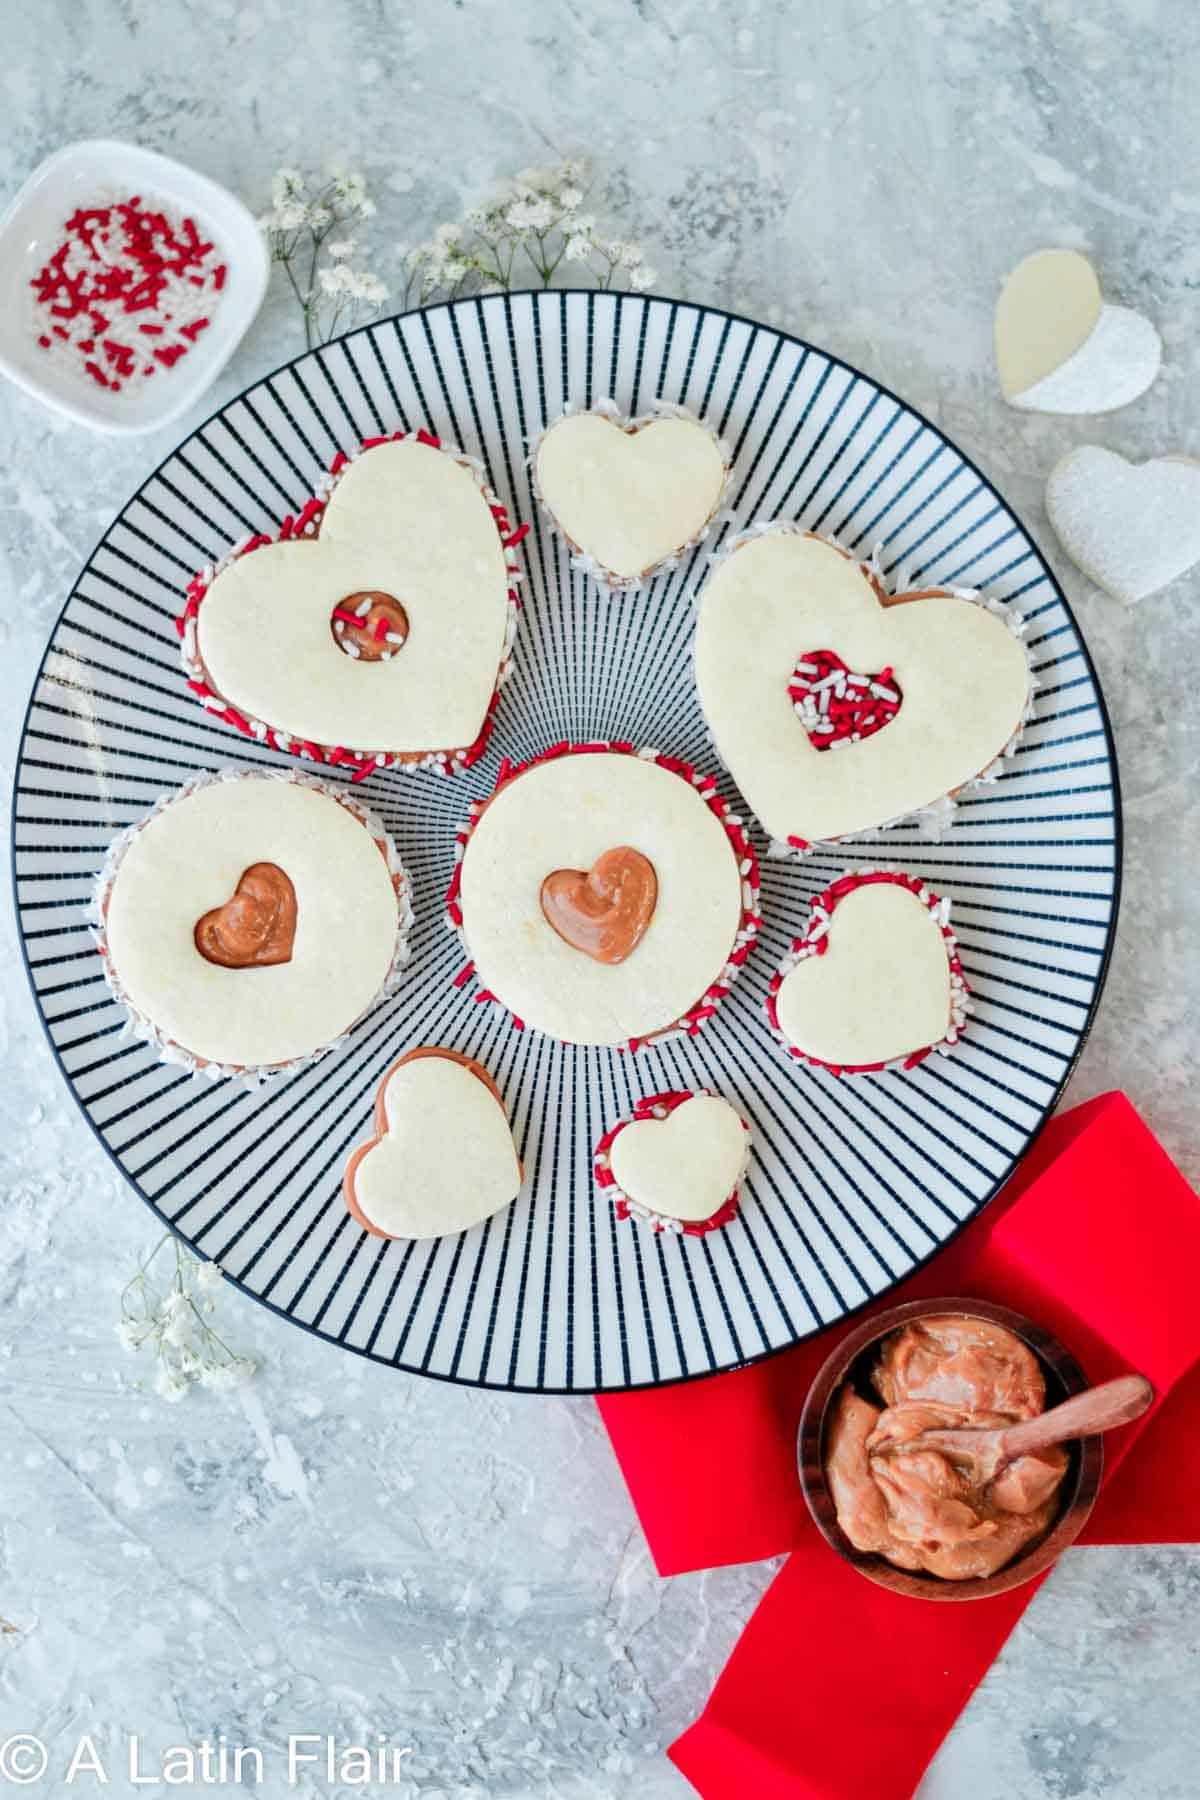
[1, 1, 1197, 1795]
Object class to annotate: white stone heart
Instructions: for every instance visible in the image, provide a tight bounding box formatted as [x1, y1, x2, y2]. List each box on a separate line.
[773, 882, 954, 1068]
[193, 438, 512, 759]
[1045, 446, 1200, 606]
[609, 1095, 749, 1224]
[346, 1052, 522, 1240]
[995, 249, 1160, 414]
[694, 530, 1030, 847]
[534, 405, 728, 587]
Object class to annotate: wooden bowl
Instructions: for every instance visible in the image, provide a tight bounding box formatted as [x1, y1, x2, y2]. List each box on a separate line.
[798, 1297, 1104, 1601]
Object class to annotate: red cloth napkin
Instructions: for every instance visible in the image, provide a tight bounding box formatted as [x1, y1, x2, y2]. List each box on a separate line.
[597, 1092, 1200, 1798]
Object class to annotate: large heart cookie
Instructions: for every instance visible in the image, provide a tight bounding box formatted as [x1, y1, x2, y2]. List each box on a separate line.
[533, 403, 729, 589]
[181, 434, 525, 777]
[1045, 446, 1200, 606]
[594, 1091, 749, 1235]
[695, 529, 1031, 848]
[995, 249, 1161, 414]
[96, 770, 412, 1076]
[767, 871, 968, 1073]
[343, 1048, 522, 1240]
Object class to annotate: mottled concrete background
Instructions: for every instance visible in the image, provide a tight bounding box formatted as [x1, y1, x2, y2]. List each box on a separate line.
[1, 2, 1197, 1796]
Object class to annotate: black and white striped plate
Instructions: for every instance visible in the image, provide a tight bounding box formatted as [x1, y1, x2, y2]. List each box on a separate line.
[13, 291, 1120, 1391]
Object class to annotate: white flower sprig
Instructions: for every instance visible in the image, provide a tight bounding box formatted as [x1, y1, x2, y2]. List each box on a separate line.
[117, 1232, 256, 1402]
[401, 160, 657, 306]
[259, 167, 388, 350]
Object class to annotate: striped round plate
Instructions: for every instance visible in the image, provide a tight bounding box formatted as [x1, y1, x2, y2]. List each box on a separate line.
[13, 291, 1120, 1391]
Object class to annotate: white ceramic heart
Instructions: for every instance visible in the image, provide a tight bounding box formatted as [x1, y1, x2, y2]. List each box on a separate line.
[344, 1050, 522, 1240]
[184, 435, 520, 773]
[533, 400, 730, 589]
[604, 1093, 749, 1227]
[768, 873, 966, 1071]
[694, 528, 1031, 850]
[995, 249, 1160, 415]
[1045, 446, 1200, 606]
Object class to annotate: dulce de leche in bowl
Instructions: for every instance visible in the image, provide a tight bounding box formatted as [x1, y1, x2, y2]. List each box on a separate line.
[798, 1299, 1103, 1601]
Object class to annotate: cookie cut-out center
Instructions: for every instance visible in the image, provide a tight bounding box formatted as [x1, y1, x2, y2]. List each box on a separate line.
[789, 649, 903, 751]
[194, 862, 297, 968]
[541, 847, 657, 965]
[330, 591, 409, 662]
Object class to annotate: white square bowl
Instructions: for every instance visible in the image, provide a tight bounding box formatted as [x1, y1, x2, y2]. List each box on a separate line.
[0, 138, 269, 436]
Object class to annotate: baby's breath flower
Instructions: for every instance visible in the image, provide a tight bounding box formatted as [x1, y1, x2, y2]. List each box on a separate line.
[564, 234, 594, 263]
[119, 1233, 257, 1404]
[620, 242, 645, 269]
[559, 186, 583, 211]
[630, 264, 657, 291]
[261, 165, 389, 348]
[327, 238, 357, 261]
[272, 201, 308, 232]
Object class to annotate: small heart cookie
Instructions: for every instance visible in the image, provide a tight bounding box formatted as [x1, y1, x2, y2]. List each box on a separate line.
[1045, 446, 1200, 605]
[180, 432, 526, 778]
[594, 1091, 749, 1235]
[533, 401, 730, 590]
[541, 846, 658, 964]
[344, 1048, 522, 1240]
[767, 870, 968, 1073]
[995, 249, 1160, 414]
[695, 529, 1031, 849]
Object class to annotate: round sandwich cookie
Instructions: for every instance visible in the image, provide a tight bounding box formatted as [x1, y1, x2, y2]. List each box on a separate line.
[694, 526, 1033, 853]
[343, 1047, 523, 1240]
[593, 1090, 750, 1237]
[447, 743, 760, 1049]
[766, 869, 969, 1074]
[179, 431, 528, 780]
[94, 770, 413, 1078]
[532, 400, 730, 591]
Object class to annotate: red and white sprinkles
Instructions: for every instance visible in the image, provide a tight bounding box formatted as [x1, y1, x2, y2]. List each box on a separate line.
[788, 649, 902, 751]
[593, 1090, 746, 1236]
[177, 431, 529, 781]
[766, 868, 970, 1075]
[445, 742, 761, 1049]
[31, 194, 225, 394]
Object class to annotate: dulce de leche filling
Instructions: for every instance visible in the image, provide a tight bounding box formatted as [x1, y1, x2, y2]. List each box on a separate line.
[193, 862, 297, 969]
[540, 846, 658, 965]
[825, 1316, 1069, 1581]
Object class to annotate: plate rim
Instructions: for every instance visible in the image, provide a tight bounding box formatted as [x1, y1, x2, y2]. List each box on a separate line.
[10, 286, 1124, 1393]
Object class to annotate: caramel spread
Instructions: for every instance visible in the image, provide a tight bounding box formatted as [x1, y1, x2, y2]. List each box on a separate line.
[194, 862, 297, 969]
[541, 846, 658, 965]
[330, 590, 409, 661]
[825, 1316, 1068, 1581]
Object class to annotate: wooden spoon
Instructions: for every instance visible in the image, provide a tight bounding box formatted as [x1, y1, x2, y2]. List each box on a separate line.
[905, 1374, 1154, 1484]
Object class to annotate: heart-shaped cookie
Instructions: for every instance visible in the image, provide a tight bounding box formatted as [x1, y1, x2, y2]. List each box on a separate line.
[541, 846, 657, 964]
[1045, 446, 1200, 606]
[343, 1048, 523, 1240]
[594, 1090, 749, 1234]
[533, 402, 729, 589]
[788, 650, 902, 751]
[995, 249, 1161, 414]
[767, 871, 969, 1073]
[695, 529, 1031, 849]
[180, 433, 526, 777]
[194, 862, 297, 968]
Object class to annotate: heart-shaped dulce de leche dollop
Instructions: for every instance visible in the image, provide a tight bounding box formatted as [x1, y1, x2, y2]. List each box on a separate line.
[194, 862, 297, 969]
[343, 1048, 522, 1240]
[533, 405, 729, 588]
[541, 847, 658, 964]
[695, 529, 1031, 849]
